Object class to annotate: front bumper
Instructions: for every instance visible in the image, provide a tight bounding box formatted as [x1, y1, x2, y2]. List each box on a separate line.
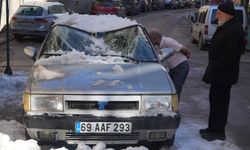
[24, 114, 180, 144]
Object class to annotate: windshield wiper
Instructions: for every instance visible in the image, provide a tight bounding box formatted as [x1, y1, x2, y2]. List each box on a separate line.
[42, 53, 62, 56]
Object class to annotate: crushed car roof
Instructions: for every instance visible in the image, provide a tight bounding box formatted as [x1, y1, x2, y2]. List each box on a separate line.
[54, 14, 138, 33]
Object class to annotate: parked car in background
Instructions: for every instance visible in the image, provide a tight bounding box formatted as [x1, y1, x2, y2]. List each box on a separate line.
[164, 0, 172, 9]
[22, 14, 180, 149]
[91, 0, 126, 17]
[10, 1, 71, 40]
[140, 0, 153, 12]
[183, 0, 192, 8]
[190, 5, 247, 50]
[194, 1, 201, 8]
[176, 0, 185, 8]
[170, 0, 179, 9]
[152, 0, 165, 10]
[121, 0, 141, 15]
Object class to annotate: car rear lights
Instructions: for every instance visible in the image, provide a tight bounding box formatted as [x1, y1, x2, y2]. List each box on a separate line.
[11, 16, 17, 21]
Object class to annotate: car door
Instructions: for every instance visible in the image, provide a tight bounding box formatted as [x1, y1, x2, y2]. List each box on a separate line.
[192, 8, 207, 41]
[48, 5, 70, 21]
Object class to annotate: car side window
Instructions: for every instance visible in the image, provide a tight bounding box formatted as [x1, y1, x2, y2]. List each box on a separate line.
[48, 5, 68, 14]
[198, 11, 207, 23]
[211, 9, 218, 24]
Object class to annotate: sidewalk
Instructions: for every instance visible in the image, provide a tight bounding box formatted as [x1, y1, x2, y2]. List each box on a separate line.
[0, 31, 15, 45]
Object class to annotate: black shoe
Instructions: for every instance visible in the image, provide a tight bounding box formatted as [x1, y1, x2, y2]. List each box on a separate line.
[199, 128, 226, 141]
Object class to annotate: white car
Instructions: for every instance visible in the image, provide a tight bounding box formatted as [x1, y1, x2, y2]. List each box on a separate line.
[10, 1, 71, 40]
[190, 5, 247, 50]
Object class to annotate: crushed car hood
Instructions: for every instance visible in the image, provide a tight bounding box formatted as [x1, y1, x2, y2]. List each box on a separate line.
[28, 63, 174, 94]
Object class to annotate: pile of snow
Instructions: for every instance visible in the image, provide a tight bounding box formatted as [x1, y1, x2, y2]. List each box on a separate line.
[54, 14, 138, 33]
[33, 65, 62, 81]
[0, 132, 40, 150]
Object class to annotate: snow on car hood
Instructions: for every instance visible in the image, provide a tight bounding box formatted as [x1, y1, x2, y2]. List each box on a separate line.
[29, 63, 173, 94]
[54, 14, 138, 33]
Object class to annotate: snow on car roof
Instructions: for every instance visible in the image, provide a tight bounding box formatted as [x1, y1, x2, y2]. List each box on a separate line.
[54, 14, 139, 33]
[22, 1, 63, 8]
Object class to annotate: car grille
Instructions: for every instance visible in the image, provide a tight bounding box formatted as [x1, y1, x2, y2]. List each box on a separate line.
[65, 132, 139, 140]
[65, 101, 139, 110]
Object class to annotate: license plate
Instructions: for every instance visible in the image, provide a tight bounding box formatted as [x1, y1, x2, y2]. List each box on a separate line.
[75, 122, 132, 133]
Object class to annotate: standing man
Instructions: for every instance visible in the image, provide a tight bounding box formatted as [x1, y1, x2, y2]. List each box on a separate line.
[200, 1, 245, 141]
[148, 29, 191, 100]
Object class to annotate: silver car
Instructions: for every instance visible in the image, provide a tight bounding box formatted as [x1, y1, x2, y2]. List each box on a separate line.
[23, 15, 180, 149]
[10, 2, 71, 40]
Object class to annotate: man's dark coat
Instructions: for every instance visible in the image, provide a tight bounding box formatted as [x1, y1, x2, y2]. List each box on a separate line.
[202, 17, 245, 85]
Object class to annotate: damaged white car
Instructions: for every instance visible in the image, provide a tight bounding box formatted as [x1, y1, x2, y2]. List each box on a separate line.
[23, 14, 180, 148]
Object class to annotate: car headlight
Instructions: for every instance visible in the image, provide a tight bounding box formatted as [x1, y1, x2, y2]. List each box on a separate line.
[142, 95, 172, 112]
[30, 95, 63, 112]
[23, 92, 31, 112]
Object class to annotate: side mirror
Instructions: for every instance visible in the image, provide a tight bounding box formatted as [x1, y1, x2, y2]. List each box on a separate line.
[161, 48, 174, 62]
[24, 46, 37, 61]
[189, 13, 197, 23]
[190, 16, 195, 22]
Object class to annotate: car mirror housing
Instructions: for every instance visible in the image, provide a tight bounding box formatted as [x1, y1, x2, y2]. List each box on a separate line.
[161, 48, 174, 62]
[24, 46, 37, 61]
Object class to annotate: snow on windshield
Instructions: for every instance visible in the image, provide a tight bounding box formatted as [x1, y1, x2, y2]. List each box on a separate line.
[36, 50, 129, 65]
[40, 25, 157, 62]
[54, 14, 138, 33]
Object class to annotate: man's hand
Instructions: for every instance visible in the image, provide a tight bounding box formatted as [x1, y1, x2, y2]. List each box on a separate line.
[180, 47, 191, 59]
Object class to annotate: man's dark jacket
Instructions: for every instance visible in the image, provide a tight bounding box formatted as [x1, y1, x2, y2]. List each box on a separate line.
[202, 17, 244, 85]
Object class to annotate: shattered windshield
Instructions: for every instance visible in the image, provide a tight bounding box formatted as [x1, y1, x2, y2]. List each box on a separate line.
[40, 25, 157, 62]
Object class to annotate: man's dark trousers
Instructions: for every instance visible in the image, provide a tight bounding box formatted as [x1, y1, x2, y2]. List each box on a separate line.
[208, 83, 232, 134]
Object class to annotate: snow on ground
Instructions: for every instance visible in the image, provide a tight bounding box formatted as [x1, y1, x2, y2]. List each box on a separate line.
[0, 73, 243, 150]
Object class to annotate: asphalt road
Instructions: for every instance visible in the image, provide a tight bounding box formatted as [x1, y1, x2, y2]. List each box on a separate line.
[0, 9, 250, 150]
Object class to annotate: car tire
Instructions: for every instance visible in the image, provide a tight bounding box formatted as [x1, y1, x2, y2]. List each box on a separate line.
[198, 35, 206, 51]
[191, 36, 196, 43]
[190, 31, 196, 44]
[14, 34, 23, 41]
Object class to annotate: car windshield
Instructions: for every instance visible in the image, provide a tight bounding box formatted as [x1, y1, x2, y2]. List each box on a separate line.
[211, 9, 244, 25]
[15, 6, 43, 16]
[40, 25, 158, 62]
